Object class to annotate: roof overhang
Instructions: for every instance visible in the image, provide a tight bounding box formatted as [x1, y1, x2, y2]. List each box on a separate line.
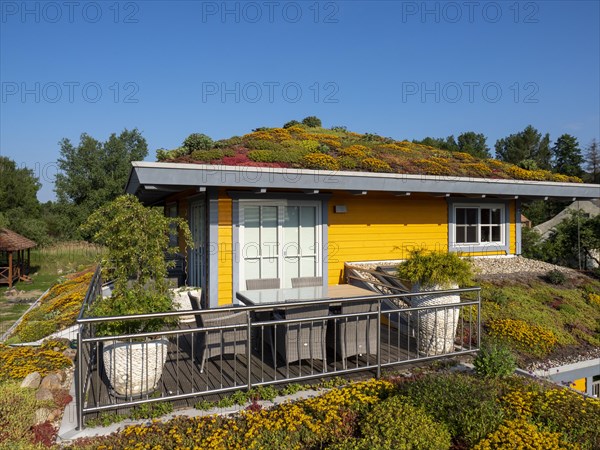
[126, 162, 600, 205]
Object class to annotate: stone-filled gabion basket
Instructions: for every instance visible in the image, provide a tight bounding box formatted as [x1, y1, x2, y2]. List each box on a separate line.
[102, 339, 169, 397]
[410, 283, 460, 356]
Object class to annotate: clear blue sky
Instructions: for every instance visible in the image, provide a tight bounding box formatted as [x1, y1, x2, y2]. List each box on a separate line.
[1, 1, 599, 202]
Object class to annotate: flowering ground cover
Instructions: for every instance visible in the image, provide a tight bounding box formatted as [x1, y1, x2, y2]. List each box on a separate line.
[5, 267, 95, 343]
[64, 372, 599, 450]
[157, 125, 583, 183]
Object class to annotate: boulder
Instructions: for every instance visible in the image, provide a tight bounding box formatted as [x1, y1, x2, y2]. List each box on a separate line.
[35, 388, 54, 402]
[20, 372, 42, 389]
[34, 407, 52, 424]
[40, 373, 62, 391]
[63, 348, 77, 361]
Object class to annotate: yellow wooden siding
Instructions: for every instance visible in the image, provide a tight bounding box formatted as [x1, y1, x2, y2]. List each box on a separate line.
[217, 192, 233, 305]
[327, 193, 448, 284]
[570, 377, 586, 393]
[509, 201, 517, 255]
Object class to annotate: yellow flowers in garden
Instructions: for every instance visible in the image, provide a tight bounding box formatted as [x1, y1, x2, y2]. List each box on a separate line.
[487, 318, 558, 355]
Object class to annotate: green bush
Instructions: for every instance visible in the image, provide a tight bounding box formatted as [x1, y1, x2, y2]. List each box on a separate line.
[302, 153, 340, 171]
[247, 150, 277, 162]
[397, 249, 473, 289]
[545, 269, 567, 285]
[190, 149, 230, 162]
[283, 119, 300, 128]
[246, 139, 283, 151]
[352, 396, 452, 449]
[400, 373, 504, 447]
[302, 116, 322, 128]
[474, 339, 517, 378]
[183, 133, 213, 151]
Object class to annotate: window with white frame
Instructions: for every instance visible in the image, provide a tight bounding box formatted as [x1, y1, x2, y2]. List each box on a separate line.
[453, 204, 504, 246]
[239, 200, 322, 289]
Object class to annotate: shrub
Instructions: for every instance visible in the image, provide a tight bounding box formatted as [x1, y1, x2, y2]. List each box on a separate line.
[400, 373, 505, 447]
[246, 139, 284, 151]
[247, 150, 277, 162]
[183, 133, 213, 151]
[473, 419, 573, 450]
[283, 120, 300, 128]
[361, 157, 392, 173]
[302, 116, 322, 127]
[297, 139, 321, 152]
[355, 396, 451, 449]
[545, 269, 567, 285]
[339, 145, 370, 159]
[339, 156, 358, 170]
[474, 339, 517, 378]
[190, 149, 231, 162]
[302, 153, 340, 171]
[397, 249, 473, 289]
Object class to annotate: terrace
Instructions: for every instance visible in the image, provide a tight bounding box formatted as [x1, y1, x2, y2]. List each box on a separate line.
[74, 266, 481, 429]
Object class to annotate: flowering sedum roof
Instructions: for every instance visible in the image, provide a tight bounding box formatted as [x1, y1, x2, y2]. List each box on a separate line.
[156, 125, 583, 183]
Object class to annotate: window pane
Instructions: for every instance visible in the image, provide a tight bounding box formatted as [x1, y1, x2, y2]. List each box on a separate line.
[466, 209, 477, 225]
[481, 226, 490, 242]
[261, 206, 278, 258]
[300, 257, 317, 277]
[244, 206, 260, 252]
[481, 208, 490, 224]
[283, 257, 299, 285]
[300, 206, 316, 255]
[456, 226, 466, 243]
[284, 207, 299, 256]
[262, 257, 278, 278]
[456, 208, 466, 225]
[491, 208, 501, 225]
[244, 258, 260, 281]
[491, 226, 501, 242]
[466, 225, 477, 242]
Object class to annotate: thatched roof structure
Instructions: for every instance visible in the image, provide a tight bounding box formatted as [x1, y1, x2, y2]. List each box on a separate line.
[0, 228, 36, 252]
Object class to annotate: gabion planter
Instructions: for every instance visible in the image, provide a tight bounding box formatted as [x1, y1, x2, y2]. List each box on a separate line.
[410, 284, 460, 356]
[102, 339, 169, 397]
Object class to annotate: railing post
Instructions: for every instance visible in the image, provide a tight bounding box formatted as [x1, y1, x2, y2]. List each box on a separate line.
[376, 298, 381, 379]
[246, 310, 252, 392]
[477, 290, 481, 350]
[76, 324, 83, 430]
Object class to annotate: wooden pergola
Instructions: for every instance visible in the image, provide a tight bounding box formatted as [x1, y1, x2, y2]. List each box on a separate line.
[0, 228, 36, 288]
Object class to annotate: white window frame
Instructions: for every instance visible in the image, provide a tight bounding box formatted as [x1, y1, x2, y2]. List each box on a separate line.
[449, 202, 508, 253]
[238, 199, 322, 289]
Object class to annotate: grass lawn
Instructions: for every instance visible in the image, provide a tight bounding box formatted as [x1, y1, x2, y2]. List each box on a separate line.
[0, 242, 103, 336]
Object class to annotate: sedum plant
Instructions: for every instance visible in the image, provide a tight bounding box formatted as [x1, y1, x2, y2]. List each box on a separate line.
[80, 194, 192, 335]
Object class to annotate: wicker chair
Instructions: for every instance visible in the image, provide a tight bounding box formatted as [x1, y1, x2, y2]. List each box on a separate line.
[273, 304, 329, 369]
[246, 278, 280, 290]
[330, 300, 378, 369]
[188, 291, 248, 373]
[291, 276, 323, 288]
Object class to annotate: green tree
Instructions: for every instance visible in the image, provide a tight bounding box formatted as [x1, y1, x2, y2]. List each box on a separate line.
[301, 116, 322, 128]
[552, 134, 583, 178]
[283, 120, 300, 128]
[494, 125, 551, 170]
[457, 132, 490, 158]
[54, 129, 148, 237]
[584, 139, 600, 184]
[0, 156, 48, 243]
[413, 136, 459, 152]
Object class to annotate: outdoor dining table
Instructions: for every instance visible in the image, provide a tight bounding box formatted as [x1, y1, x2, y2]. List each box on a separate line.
[236, 284, 377, 306]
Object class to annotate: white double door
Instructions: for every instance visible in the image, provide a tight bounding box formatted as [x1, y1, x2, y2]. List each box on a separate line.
[240, 200, 321, 289]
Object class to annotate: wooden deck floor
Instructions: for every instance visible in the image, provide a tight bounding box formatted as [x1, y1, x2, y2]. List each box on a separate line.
[83, 321, 428, 418]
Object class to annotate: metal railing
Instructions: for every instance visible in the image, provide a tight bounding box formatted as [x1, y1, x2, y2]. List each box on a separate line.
[75, 270, 480, 429]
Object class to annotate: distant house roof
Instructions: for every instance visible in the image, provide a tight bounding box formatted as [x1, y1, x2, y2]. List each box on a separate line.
[126, 162, 600, 205]
[0, 229, 36, 252]
[534, 199, 600, 240]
